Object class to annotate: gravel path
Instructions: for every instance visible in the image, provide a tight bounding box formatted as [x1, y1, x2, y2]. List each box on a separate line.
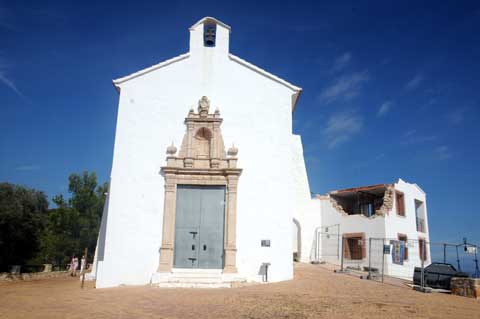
[0, 263, 478, 318]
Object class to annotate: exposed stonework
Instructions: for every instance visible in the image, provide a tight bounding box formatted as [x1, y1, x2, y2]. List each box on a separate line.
[451, 277, 480, 299]
[157, 96, 242, 274]
[328, 196, 348, 215]
[375, 186, 394, 216]
[0, 271, 69, 281]
[327, 185, 394, 217]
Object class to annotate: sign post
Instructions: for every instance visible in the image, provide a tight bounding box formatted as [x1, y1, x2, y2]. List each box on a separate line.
[81, 247, 88, 289]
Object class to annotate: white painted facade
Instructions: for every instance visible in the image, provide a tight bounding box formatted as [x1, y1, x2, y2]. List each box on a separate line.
[90, 17, 430, 288]
[91, 17, 302, 288]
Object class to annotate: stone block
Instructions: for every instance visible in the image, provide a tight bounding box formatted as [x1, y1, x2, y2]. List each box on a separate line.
[451, 277, 480, 299]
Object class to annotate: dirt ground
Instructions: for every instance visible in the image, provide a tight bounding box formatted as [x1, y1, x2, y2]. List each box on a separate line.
[0, 263, 478, 319]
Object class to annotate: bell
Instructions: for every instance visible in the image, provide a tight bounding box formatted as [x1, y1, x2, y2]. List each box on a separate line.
[204, 25, 216, 47]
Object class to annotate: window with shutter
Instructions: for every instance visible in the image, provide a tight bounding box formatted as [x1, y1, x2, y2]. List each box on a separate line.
[419, 238, 428, 261]
[398, 234, 409, 260]
[396, 191, 405, 216]
[343, 233, 366, 260]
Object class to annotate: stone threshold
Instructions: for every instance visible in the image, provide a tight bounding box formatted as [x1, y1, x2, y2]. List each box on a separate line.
[151, 268, 246, 288]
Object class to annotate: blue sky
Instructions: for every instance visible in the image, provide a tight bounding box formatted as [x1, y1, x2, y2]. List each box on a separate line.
[1, 1, 479, 245]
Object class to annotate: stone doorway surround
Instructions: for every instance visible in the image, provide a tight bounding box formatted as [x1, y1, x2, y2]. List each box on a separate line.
[157, 96, 242, 274]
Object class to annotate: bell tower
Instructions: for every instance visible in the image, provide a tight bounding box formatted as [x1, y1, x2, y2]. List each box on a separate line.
[189, 17, 230, 56]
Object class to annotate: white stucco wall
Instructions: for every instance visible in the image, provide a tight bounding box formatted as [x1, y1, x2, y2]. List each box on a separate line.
[318, 198, 386, 267]
[384, 179, 431, 279]
[297, 199, 322, 262]
[290, 135, 319, 263]
[94, 18, 302, 288]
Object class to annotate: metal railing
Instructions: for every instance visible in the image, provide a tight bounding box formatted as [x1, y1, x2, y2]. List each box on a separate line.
[316, 234, 480, 288]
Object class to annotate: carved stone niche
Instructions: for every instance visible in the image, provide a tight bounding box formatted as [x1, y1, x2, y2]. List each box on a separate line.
[157, 96, 242, 273]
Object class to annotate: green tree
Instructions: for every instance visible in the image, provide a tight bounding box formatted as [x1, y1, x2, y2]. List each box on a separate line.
[68, 172, 108, 261]
[37, 195, 80, 265]
[38, 172, 107, 265]
[0, 183, 48, 271]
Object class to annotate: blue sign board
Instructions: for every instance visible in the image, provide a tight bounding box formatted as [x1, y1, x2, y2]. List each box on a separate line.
[392, 240, 405, 265]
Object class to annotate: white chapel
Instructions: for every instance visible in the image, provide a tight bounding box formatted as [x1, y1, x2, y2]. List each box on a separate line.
[91, 17, 308, 288]
[91, 17, 430, 288]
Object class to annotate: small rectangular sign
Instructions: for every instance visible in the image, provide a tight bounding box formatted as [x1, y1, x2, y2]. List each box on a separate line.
[261, 240, 271, 247]
[466, 246, 477, 254]
[383, 244, 391, 254]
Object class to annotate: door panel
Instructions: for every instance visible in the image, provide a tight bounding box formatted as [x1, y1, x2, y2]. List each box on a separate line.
[173, 185, 225, 269]
[173, 227, 199, 268]
[173, 186, 201, 268]
[198, 187, 225, 269]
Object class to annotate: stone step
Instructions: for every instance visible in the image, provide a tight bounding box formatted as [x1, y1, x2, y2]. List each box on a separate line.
[169, 273, 224, 279]
[167, 276, 224, 284]
[150, 271, 246, 288]
[171, 268, 223, 274]
[156, 282, 232, 288]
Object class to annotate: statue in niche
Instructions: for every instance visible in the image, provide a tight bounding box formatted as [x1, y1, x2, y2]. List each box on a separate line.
[193, 127, 212, 158]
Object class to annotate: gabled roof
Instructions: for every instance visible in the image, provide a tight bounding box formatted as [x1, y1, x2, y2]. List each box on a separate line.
[112, 53, 190, 92]
[111, 52, 303, 109]
[228, 54, 302, 93]
[190, 17, 231, 32]
[228, 54, 302, 110]
[111, 17, 303, 110]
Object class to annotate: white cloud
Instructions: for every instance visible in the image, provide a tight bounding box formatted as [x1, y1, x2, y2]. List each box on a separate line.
[0, 72, 23, 97]
[323, 110, 364, 148]
[331, 52, 351, 73]
[377, 101, 393, 117]
[0, 56, 25, 99]
[405, 74, 424, 90]
[318, 70, 369, 104]
[434, 146, 452, 160]
[15, 165, 40, 171]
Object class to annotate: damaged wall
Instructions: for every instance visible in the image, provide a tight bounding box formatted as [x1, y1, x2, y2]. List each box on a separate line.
[328, 185, 394, 217]
[375, 186, 394, 216]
